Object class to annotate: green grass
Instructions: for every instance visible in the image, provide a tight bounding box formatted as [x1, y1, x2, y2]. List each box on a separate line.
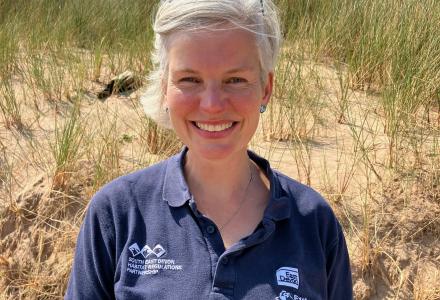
[276, 0, 440, 166]
[51, 104, 84, 190]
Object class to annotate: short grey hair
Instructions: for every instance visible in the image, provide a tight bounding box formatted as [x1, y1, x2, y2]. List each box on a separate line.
[141, 0, 282, 128]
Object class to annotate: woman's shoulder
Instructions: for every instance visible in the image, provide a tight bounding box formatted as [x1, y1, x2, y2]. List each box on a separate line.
[250, 150, 336, 221]
[271, 170, 346, 251]
[273, 170, 328, 207]
[272, 170, 339, 225]
[88, 158, 171, 212]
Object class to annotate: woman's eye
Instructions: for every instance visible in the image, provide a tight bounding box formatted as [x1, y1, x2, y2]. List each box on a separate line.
[227, 77, 247, 84]
[179, 77, 200, 83]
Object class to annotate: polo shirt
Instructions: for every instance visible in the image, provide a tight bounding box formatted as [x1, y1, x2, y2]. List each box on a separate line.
[65, 148, 353, 299]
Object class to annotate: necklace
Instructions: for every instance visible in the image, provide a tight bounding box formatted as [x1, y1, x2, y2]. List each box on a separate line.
[216, 164, 254, 231]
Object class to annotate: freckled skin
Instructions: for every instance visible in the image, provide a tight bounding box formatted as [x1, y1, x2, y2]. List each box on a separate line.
[165, 28, 273, 161]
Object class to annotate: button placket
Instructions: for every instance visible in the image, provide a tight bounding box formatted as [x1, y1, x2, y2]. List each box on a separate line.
[212, 258, 235, 295]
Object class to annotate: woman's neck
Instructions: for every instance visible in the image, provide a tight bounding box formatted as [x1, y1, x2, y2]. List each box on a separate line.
[184, 149, 253, 205]
[183, 148, 271, 246]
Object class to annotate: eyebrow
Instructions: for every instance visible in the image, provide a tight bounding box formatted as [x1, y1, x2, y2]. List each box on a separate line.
[172, 68, 198, 74]
[225, 67, 256, 74]
[172, 66, 256, 74]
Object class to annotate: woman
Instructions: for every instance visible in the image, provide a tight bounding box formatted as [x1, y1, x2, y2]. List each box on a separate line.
[66, 0, 353, 299]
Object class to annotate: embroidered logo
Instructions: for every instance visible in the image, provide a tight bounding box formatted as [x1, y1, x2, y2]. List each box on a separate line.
[276, 267, 300, 289]
[276, 291, 307, 300]
[126, 241, 183, 276]
[277, 291, 294, 300]
[129, 243, 166, 258]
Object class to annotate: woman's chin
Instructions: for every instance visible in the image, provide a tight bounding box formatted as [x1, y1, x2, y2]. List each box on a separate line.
[187, 144, 243, 161]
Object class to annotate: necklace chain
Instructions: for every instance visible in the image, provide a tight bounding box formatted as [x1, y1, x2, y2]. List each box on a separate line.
[217, 164, 254, 231]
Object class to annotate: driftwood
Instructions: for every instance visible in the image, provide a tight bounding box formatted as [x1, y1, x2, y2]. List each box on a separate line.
[98, 71, 142, 99]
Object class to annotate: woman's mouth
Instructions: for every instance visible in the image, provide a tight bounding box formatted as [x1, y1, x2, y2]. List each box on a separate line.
[193, 121, 236, 132]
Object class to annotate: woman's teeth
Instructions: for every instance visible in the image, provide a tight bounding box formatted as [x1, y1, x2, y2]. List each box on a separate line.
[195, 122, 233, 132]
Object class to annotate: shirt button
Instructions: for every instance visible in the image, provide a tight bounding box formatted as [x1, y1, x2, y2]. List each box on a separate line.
[206, 225, 216, 234]
[221, 257, 229, 265]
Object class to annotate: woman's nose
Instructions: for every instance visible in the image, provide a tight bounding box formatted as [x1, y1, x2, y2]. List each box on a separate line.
[199, 83, 226, 113]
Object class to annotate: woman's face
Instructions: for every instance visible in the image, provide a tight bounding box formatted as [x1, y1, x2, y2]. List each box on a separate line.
[164, 28, 273, 161]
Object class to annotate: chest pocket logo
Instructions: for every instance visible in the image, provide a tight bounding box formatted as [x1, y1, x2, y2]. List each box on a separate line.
[129, 243, 167, 258]
[276, 267, 299, 289]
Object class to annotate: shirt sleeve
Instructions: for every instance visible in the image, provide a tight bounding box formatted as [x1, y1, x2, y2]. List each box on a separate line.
[326, 223, 353, 300]
[65, 193, 116, 300]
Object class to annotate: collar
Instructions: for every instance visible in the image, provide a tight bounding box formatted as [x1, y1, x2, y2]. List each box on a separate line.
[162, 147, 291, 221]
[162, 147, 192, 207]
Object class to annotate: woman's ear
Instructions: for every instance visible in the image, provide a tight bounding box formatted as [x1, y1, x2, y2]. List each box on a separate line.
[262, 72, 274, 106]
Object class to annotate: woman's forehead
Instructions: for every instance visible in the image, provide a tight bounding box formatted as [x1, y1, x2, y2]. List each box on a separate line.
[167, 25, 256, 46]
[167, 28, 260, 72]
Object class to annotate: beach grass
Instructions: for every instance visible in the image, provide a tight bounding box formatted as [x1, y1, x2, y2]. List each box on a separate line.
[1, 0, 439, 298]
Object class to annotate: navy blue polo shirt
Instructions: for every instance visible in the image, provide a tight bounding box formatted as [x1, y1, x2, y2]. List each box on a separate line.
[65, 148, 353, 299]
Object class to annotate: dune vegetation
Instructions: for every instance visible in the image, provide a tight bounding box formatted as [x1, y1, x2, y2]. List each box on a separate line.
[0, 0, 439, 299]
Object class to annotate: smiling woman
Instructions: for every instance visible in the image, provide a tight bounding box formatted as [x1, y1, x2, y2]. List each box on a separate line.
[65, 1, 353, 299]
[165, 28, 270, 160]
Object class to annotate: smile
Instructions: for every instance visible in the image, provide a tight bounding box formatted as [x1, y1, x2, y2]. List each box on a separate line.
[194, 122, 235, 132]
